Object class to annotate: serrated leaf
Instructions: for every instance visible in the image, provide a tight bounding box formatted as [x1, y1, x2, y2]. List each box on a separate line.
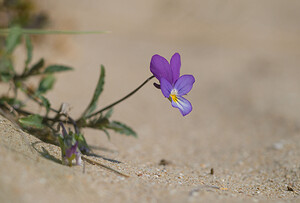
[5, 26, 22, 54]
[24, 34, 33, 68]
[19, 114, 44, 129]
[82, 65, 105, 118]
[107, 121, 137, 137]
[37, 74, 55, 94]
[44, 65, 73, 74]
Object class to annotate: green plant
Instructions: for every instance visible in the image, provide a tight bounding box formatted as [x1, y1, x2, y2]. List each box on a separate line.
[0, 26, 150, 158]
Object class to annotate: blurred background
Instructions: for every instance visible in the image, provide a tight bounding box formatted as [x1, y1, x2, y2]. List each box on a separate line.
[1, 0, 300, 166]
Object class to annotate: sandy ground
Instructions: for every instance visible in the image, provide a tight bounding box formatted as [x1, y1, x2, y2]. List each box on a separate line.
[1, 0, 300, 202]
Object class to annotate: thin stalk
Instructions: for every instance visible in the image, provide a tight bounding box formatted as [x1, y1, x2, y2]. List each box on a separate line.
[0, 28, 109, 35]
[85, 75, 155, 119]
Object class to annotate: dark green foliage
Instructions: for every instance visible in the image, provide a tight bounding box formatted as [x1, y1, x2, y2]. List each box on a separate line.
[37, 74, 55, 94]
[44, 65, 73, 74]
[5, 25, 22, 54]
[30, 58, 44, 72]
[23, 58, 44, 77]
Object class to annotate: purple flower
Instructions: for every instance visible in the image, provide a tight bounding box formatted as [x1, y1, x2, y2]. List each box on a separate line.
[150, 53, 195, 116]
[65, 141, 81, 165]
[59, 122, 82, 166]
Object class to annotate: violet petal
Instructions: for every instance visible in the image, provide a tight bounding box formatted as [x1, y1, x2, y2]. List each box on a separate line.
[170, 53, 181, 84]
[65, 142, 78, 158]
[171, 96, 192, 116]
[174, 75, 195, 96]
[160, 77, 173, 98]
[59, 122, 68, 137]
[150, 54, 173, 84]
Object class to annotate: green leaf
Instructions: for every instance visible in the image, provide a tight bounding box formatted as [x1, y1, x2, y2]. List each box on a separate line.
[82, 65, 105, 118]
[26, 58, 44, 76]
[44, 65, 73, 74]
[37, 74, 55, 94]
[38, 95, 51, 113]
[87, 117, 109, 130]
[24, 34, 33, 68]
[5, 26, 22, 54]
[107, 121, 137, 137]
[74, 133, 91, 154]
[19, 114, 44, 129]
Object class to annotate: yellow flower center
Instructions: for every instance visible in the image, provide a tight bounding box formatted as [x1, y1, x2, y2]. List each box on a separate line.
[170, 89, 178, 103]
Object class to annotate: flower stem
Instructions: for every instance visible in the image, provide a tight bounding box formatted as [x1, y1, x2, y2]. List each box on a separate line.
[85, 75, 155, 119]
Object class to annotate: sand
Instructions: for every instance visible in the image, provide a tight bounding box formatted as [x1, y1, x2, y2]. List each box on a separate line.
[0, 0, 299, 202]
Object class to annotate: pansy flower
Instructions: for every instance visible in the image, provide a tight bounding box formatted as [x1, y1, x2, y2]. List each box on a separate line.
[58, 122, 82, 166]
[150, 53, 195, 116]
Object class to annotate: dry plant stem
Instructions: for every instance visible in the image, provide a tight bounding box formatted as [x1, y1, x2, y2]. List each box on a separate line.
[82, 156, 130, 178]
[85, 75, 155, 119]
